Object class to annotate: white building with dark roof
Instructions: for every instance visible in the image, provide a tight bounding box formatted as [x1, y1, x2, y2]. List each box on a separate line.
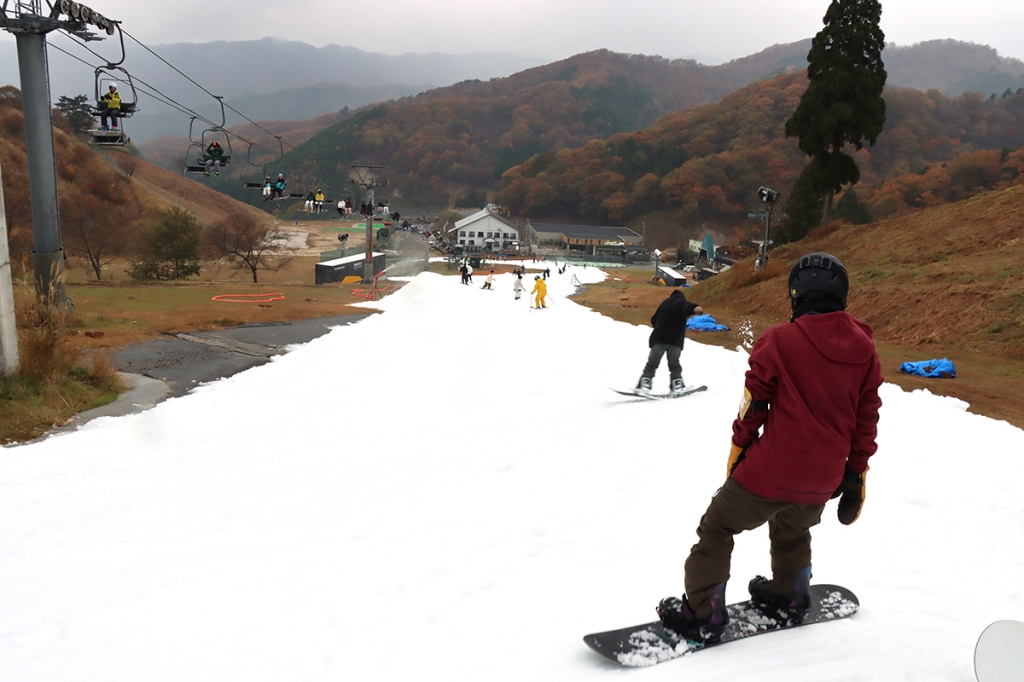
[448, 207, 521, 252]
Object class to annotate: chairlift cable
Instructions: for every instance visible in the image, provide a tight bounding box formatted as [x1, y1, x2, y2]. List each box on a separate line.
[51, 35, 283, 158]
[119, 28, 298, 151]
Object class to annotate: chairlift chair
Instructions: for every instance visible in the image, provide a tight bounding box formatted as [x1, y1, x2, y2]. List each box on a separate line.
[242, 143, 269, 189]
[182, 99, 233, 176]
[183, 126, 233, 175]
[89, 66, 138, 147]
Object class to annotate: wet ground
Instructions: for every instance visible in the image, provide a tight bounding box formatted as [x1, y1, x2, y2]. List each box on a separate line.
[53, 314, 372, 435]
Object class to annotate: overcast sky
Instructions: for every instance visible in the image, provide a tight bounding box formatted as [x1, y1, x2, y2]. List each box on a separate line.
[3, 0, 1024, 64]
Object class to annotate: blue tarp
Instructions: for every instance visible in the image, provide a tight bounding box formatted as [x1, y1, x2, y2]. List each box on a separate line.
[687, 314, 730, 332]
[899, 358, 956, 378]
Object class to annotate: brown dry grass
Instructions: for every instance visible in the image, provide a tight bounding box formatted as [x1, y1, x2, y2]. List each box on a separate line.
[572, 184, 1024, 430]
[1, 291, 123, 444]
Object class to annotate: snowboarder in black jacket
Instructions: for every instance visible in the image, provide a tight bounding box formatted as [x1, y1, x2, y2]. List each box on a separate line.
[635, 290, 703, 395]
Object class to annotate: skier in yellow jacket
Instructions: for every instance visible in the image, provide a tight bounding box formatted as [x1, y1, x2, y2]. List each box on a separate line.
[531, 275, 547, 308]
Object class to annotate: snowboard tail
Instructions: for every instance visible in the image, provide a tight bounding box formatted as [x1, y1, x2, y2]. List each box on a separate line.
[584, 584, 858, 668]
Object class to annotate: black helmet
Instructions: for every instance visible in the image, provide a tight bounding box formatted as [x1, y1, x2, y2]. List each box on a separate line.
[788, 252, 849, 309]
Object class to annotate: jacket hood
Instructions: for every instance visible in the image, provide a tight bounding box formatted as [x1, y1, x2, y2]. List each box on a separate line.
[793, 311, 876, 364]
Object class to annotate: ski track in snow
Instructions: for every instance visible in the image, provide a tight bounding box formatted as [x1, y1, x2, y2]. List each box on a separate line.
[2, 268, 1023, 681]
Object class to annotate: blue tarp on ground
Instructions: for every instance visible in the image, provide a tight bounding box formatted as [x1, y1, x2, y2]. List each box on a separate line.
[899, 358, 956, 378]
[687, 314, 730, 332]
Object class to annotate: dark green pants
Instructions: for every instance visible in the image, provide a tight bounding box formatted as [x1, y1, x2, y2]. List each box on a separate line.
[641, 343, 681, 381]
[684, 477, 824, 616]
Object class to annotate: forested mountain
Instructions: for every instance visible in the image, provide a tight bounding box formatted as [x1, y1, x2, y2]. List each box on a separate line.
[270, 40, 1024, 208]
[496, 72, 1024, 247]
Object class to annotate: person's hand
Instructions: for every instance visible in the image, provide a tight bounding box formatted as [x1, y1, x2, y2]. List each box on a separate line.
[726, 439, 748, 478]
[833, 465, 868, 525]
[694, 306, 704, 315]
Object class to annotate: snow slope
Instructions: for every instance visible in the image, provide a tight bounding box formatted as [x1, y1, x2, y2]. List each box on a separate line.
[2, 268, 1023, 681]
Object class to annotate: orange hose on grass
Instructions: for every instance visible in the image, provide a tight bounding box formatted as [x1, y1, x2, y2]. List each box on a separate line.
[211, 293, 286, 303]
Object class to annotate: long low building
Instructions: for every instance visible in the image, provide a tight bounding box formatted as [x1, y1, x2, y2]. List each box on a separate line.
[315, 252, 386, 285]
[528, 222, 643, 253]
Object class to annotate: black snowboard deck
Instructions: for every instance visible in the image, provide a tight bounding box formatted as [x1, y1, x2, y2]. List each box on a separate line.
[611, 385, 708, 400]
[584, 584, 859, 667]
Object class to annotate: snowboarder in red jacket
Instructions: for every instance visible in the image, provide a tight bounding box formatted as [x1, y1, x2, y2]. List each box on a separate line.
[656, 252, 883, 643]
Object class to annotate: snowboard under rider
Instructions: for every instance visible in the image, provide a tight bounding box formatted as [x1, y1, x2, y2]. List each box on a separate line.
[656, 252, 883, 643]
[635, 289, 703, 396]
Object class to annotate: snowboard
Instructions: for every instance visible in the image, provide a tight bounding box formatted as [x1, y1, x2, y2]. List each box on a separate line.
[584, 584, 858, 668]
[611, 385, 708, 400]
[975, 620, 1024, 682]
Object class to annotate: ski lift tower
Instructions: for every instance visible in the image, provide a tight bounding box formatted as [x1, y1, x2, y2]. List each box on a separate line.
[1, 1, 117, 311]
[348, 165, 390, 283]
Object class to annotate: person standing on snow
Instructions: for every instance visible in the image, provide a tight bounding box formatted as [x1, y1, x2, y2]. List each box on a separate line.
[655, 253, 883, 644]
[482, 271, 495, 289]
[634, 289, 703, 396]
[531, 275, 547, 308]
[513, 272, 524, 300]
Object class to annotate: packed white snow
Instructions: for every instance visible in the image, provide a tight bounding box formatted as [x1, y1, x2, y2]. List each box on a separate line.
[2, 266, 1023, 681]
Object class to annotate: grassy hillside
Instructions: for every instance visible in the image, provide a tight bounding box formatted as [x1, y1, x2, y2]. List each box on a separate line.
[1, 86, 284, 280]
[574, 182, 1024, 427]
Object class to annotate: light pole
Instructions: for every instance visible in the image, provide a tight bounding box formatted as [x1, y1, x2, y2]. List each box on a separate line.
[754, 186, 780, 273]
[1, 1, 116, 312]
[348, 165, 390, 283]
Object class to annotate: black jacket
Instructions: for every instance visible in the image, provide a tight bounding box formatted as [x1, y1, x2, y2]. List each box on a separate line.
[648, 291, 698, 348]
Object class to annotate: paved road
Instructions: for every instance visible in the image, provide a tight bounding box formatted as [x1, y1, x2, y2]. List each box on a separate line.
[50, 314, 371, 437]
[108, 313, 372, 398]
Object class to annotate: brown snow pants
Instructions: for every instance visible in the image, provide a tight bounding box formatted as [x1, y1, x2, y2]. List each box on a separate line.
[684, 477, 824, 617]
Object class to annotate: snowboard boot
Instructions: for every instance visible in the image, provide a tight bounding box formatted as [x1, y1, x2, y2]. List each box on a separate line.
[748, 566, 812, 624]
[670, 378, 685, 396]
[656, 583, 728, 644]
[635, 377, 653, 396]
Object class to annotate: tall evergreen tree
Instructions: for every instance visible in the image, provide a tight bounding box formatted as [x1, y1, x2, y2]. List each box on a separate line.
[785, 0, 887, 226]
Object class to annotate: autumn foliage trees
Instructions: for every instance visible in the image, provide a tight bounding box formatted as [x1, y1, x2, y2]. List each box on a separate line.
[497, 72, 1024, 243]
[1, 86, 143, 280]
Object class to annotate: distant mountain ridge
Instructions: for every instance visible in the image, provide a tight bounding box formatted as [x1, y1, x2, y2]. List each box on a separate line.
[0, 37, 544, 142]
[268, 39, 1024, 207]
[3, 36, 1022, 146]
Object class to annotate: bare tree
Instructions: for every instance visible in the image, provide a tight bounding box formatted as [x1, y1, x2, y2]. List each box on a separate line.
[206, 210, 293, 283]
[60, 192, 139, 280]
[114, 152, 140, 182]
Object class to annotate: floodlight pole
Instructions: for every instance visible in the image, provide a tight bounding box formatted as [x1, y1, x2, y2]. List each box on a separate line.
[363, 186, 375, 283]
[1, 1, 114, 313]
[755, 204, 773, 273]
[349, 165, 389, 283]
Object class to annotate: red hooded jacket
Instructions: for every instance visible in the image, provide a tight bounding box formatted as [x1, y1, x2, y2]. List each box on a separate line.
[731, 311, 883, 505]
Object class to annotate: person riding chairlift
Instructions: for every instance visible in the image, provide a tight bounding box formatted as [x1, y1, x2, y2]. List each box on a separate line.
[203, 141, 225, 177]
[98, 84, 121, 131]
[264, 173, 286, 202]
